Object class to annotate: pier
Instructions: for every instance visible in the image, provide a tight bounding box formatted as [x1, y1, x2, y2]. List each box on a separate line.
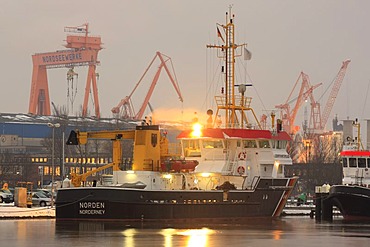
[314, 185, 337, 221]
[0, 203, 55, 219]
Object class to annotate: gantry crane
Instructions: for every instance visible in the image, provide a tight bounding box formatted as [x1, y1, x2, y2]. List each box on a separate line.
[111, 52, 183, 120]
[275, 72, 322, 135]
[28, 23, 102, 118]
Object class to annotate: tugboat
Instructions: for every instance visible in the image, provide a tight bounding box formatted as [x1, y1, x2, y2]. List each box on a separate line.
[328, 119, 370, 220]
[55, 8, 298, 221]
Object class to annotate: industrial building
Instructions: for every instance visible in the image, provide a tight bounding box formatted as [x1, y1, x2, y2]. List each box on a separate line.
[0, 113, 136, 188]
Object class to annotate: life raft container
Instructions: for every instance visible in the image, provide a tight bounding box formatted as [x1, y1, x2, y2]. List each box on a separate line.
[161, 160, 199, 172]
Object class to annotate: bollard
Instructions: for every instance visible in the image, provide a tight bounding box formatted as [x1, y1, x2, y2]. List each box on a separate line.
[315, 193, 322, 220]
[314, 185, 333, 221]
[322, 197, 333, 221]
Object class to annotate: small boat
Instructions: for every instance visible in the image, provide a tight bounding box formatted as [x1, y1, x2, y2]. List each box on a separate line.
[55, 8, 297, 222]
[328, 119, 370, 220]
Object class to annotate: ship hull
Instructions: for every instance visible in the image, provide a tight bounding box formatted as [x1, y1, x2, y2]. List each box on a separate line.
[328, 185, 370, 220]
[56, 178, 297, 221]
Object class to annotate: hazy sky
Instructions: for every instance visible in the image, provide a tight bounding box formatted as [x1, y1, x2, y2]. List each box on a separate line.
[1, 0, 369, 130]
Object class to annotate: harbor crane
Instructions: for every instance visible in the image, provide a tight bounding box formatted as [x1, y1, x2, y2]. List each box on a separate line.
[111, 52, 183, 120]
[276, 59, 351, 135]
[314, 59, 351, 132]
[28, 23, 102, 118]
[275, 72, 322, 135]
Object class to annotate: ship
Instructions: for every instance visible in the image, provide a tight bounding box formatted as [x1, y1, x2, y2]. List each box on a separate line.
[55, 8, 298, 222]
[327, 119, 370, 220]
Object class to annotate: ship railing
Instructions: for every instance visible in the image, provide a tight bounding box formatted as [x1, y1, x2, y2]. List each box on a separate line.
[222, 161, 236, 175]
[222, 151, 239, 174]
[215, 95, 252, 108]
[250, 176, 260, 190]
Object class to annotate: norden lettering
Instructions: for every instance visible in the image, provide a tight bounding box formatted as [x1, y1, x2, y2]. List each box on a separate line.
[79, 202, 105, 215]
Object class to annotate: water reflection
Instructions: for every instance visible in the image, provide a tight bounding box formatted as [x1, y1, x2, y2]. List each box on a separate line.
[176, 228, 214, 247]
[272, 230, 282, 240]
[55, 218, 288, 246]
[160, 229, 176, 247]
[57, 221, 216, 247]
[122, 228, 137, 247]
[51, 218, 370, 247]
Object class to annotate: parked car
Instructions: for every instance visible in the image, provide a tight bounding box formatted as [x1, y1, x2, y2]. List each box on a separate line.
[36, 189, 52, 198]
[0, 189, 14, 203]
[31, 192, 52, 207]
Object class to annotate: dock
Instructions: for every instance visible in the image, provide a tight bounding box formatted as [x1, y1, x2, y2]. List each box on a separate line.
[0, 203, 55, 219]
[313, 185, 342, 221]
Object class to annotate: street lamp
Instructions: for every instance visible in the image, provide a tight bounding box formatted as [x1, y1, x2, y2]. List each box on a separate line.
[305, 140, 311, 163]
[47, 122, 60, 207]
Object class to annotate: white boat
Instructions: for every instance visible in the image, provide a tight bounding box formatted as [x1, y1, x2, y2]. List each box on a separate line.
[328, 119, 370, 220]
[56, 7, 297, 222]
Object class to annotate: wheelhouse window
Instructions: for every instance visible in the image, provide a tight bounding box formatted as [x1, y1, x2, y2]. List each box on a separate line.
[202, 140, 223, 149]
[237, 140, 241, 147]
[258, 140, 270, 148]
[243, 140, 257, 148]
[342, 158, 348, 167]
[358, 158, 366, 168]
[348, 158, 357, 168]
[182, 139, 201, 157]
[272, 140, 287, 149]
[368, 158, 370, 168]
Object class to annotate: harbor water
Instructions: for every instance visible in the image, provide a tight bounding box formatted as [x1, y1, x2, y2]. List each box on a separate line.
[0, 217, 369, 247]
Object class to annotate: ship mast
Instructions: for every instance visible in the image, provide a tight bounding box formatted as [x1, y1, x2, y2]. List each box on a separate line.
[207, 6, 261, 129]
[352, 118, 364, 151]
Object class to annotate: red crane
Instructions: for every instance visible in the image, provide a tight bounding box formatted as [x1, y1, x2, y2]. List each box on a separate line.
[111, 52, 183, 120]
[29, 23, 102, 118]
[275, 72, 322, 135]
[316, 59, 351, 131]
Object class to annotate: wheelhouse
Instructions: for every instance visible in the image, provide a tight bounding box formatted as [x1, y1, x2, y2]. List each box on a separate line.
[341, 151, 370, 168]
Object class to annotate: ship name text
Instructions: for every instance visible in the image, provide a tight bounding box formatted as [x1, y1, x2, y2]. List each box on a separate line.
[79, 201, 105, 215]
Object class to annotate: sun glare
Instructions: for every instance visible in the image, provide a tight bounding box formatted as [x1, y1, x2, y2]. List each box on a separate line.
[191, 123, 203, 138]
